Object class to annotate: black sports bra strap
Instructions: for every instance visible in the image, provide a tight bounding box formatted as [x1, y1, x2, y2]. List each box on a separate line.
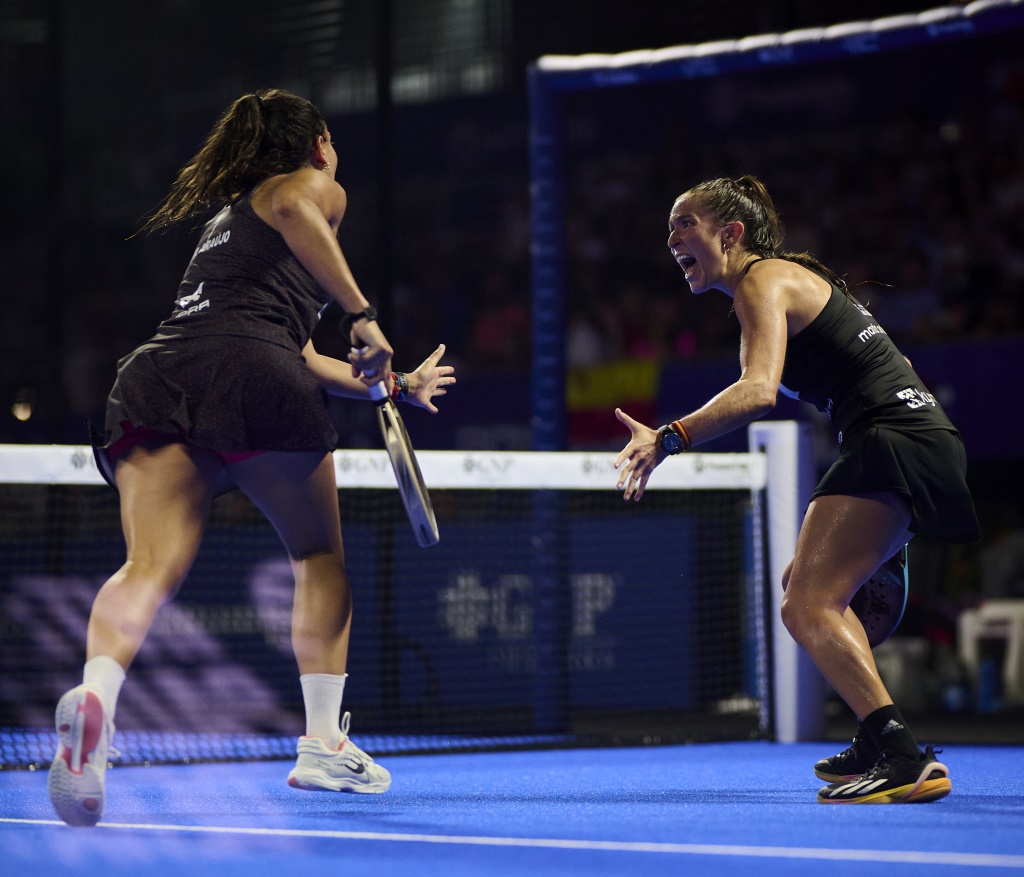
[742, 256, 770, 277]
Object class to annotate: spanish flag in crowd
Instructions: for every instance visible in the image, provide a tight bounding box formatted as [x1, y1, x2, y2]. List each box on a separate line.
[567, 358, 660, 446]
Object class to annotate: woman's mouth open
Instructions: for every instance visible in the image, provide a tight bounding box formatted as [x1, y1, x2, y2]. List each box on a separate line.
[676, 254, 697, 277]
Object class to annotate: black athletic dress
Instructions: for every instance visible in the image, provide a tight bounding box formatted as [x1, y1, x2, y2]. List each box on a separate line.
[777, 263, 980, 543]
[98, 191, 338, 466]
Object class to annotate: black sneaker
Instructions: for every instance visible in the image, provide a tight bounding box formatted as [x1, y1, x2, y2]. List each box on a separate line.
[814, 732, 881, 782]
[817, 745, 951, 805]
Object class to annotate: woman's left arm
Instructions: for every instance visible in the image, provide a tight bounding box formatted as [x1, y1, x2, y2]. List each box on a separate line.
[615, 272, 789, 500]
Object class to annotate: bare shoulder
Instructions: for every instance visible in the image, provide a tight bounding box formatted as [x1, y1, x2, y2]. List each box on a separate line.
[743, 257, 813, 287]
[254, 168, 347, 228]
[738, 258, 831, 335]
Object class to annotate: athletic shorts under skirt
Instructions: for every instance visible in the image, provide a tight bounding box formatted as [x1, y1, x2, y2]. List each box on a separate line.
[812, 426, 980, 543]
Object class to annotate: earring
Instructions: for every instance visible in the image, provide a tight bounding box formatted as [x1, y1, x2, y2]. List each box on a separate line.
[323, 161, 331, 170]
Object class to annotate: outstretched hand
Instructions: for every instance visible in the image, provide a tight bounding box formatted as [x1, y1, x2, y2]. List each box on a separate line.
[613, 407, 662, 501]
[405, 343, 457, 413]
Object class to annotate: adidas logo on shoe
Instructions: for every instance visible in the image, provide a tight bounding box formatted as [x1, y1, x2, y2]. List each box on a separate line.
[818, 745, 951, 805]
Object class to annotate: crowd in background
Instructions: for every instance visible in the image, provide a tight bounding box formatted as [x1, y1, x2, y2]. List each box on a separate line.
[560, 106, 1024, 370]
[4, 35, 1023, 443]
[2, 7, 1023, 693]
[383, 76, 1024, 379]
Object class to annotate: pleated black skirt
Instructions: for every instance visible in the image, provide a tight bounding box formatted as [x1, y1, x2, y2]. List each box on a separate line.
[812, 426, 981, 543]
[100, 334, 338, 454]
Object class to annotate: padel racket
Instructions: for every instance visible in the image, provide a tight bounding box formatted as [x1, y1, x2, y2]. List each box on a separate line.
[367, 380, 439, 547]
[849, 546, 908, 648]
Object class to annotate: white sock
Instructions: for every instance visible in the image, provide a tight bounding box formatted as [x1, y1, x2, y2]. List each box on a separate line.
[300, 673, 347, 749]
[82, 655, 126, 720]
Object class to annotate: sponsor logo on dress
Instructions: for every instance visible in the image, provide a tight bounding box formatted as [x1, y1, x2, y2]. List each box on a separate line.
[193, 229, 230, 256]
[896, 387, 937, 409]
[857, 323, 886, 343]
[174, 283, 210, 318]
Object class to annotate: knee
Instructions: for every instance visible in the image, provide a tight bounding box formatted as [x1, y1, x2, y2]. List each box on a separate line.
[780, 559, 794, 592]
[779, 588, 818, 645]
[779, 591, 799, 636]
[291, 549, 348, 584]
[119, 554, 188, 604]
[291, 544, 343, 564]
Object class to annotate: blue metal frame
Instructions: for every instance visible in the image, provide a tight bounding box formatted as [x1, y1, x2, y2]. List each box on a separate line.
[524, 0, 1024, 734]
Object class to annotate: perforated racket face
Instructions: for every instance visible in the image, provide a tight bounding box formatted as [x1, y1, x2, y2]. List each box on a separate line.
[377, 400, 439, 547]
[849, 547, 908, 648]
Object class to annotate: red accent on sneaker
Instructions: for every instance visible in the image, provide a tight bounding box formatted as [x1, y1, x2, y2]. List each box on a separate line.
[62, 691, 104, 776]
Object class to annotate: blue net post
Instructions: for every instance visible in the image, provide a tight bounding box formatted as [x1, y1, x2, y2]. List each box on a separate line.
[528, 63, 570, 733]
[528, 63, 567, 452]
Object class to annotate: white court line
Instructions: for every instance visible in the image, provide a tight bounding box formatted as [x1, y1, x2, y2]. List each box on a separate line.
[2, 818, 1023, 869]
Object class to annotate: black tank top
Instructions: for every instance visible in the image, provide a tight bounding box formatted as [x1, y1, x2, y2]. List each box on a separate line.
[778, 267, 956, 444]
[152, 192, 327, 351]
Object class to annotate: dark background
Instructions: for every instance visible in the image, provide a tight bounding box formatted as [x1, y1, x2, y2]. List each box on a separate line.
[2, 1, 1023, 731]
[6, 0, 1015, 444]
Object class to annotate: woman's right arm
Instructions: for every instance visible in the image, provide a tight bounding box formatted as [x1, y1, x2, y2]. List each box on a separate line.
[266, 168, 393, 381]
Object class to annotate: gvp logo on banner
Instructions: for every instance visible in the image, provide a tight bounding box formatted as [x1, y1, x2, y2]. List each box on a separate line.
[437, 572, 616, 641]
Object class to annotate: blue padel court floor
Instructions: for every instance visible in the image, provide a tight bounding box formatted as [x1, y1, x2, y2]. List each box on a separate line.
[2, 741, 1023, 876]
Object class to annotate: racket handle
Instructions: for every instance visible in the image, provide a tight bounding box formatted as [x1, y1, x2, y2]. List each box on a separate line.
[351, 345, 389, 402]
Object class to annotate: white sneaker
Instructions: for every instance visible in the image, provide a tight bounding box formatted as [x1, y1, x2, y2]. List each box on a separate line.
[47, 685, 116, 827]
[287, 712, 391, 794]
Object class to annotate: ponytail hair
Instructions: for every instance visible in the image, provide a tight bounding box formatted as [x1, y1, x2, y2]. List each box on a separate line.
[141, 88, 327, 232]
[682, 175, 848, 293]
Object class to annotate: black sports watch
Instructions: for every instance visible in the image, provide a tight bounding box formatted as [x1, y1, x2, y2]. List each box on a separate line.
[657, 424, 684, 455]
[349, 306, 378, 324]
[341, 306, 379, 345]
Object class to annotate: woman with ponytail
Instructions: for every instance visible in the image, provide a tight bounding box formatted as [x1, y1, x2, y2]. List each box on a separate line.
[48, 89, 455, 826]
[613, 175, 979, 805]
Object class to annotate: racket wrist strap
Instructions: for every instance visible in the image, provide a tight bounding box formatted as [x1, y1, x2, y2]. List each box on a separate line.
[391, 371, 408, 402]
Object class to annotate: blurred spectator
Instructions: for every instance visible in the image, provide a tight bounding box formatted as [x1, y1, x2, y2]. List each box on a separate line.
[980, 509, 1024, 598]
[974, 280, 1023, 340]
[868, 249, 944, 346]
[468, 267, 531, 371]
[566, 307, 608, 368]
